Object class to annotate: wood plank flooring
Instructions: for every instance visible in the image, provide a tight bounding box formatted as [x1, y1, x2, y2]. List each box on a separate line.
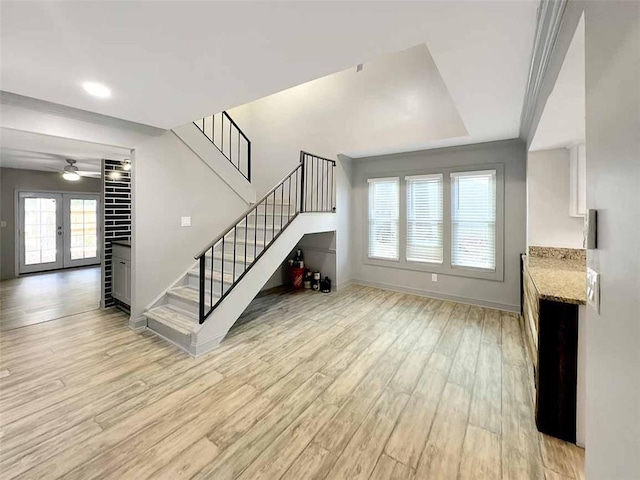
[0, 266, 100, 331]
[0, 285, 585, 479]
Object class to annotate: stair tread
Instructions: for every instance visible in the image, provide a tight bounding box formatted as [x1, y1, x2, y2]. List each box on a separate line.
[235, 223, 284, 230]
[168, 285, 220, 304]
[187, 268, 237, 283]
[208, 251, 257, 263]
[220, 237, 267, 247]
[146, 305, 199, 334]
[262, 200, 293, 206]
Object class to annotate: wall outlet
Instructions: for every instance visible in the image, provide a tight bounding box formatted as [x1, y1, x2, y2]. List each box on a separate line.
[431, 273, 438, 282]
[181, 216, 191, 227]
[586, 267, 600, 313]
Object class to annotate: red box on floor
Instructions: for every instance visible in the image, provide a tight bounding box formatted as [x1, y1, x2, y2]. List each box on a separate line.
[290, 267, 305, 290]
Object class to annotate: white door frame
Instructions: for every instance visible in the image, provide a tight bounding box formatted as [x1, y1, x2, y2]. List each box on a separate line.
[15, 189, 103, 275]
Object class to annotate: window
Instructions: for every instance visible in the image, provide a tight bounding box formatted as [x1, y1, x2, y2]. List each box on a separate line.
[364, 165, 503, 281]
[451, 170, 497, 270]
[368, 177, 399, 260]
[406, 174, 443, 263]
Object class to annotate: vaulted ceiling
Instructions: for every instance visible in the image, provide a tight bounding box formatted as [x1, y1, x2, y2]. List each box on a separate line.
[1, 0, 538, 149]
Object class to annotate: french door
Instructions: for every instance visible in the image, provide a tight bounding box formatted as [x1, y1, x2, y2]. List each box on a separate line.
[18, 192, 101, 274]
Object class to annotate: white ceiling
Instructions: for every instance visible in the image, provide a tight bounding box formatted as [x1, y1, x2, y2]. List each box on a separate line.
[1, 1, 538, 143]
[530, 14, 585, 151]
[0, 128, 130, 173]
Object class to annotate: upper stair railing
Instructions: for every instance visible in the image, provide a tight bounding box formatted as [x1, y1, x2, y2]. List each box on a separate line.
[194, 111, 251, 181]
[194, 151, 336, 324]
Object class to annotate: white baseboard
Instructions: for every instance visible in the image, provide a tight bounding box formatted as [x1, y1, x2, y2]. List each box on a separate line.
[129, 316, 147, 331]
[352, 279, 520, 313]
[334, 279, 354, 291]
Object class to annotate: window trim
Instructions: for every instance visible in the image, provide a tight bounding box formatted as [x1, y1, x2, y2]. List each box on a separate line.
[362, 163, 504, 282]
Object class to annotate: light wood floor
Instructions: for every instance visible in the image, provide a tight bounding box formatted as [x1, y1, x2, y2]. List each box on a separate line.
[0, 285, 584, 479]
[0, 266, 101, 331]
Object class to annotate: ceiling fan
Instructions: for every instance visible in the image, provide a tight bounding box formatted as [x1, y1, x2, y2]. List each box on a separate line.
[61, 159, 101, 181]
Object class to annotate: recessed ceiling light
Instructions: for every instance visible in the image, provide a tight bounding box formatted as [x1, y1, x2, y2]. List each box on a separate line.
[82, 81, 111, 98]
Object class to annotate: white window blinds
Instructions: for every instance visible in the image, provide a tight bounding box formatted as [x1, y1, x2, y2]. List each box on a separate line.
[451, 170, 497, 270]
[406, 174, 443, 264]
[368, 177, 399, 260]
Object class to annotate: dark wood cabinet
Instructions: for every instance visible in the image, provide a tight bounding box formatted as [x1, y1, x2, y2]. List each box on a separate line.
[535, 300, 578, 443]
[522, 258, 580, 444]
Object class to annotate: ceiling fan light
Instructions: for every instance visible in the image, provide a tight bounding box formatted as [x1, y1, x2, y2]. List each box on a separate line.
[122, 159, 131, 171]
[63, 171, 81, 181]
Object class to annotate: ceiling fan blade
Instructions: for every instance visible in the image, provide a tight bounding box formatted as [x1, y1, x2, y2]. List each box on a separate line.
[77, 171, 102, 178]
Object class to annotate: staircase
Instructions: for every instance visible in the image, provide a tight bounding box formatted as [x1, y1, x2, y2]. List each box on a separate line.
[194, 110, 251, 181]
[144, 151, 336, 356]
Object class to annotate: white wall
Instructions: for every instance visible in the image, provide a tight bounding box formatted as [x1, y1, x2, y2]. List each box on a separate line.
[527, 148, 584, 248]
[584, 2, 640, 478]
[227, 44, 466, 197]
[352, 140, 526, 311]
[132, 131, 247, 322]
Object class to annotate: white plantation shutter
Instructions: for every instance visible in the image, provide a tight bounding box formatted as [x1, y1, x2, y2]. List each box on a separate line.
[451, 170, 497, 270]
[406, 174, 443, 263]
[368, 177, 399, 260]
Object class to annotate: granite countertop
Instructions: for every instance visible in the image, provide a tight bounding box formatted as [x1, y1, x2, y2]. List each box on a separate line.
[523, 254, 586, 305]
[112, 240, 131, 247]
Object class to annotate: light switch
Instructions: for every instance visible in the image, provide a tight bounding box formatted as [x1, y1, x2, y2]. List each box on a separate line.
[0, 221, 6, 228]
[432, 274, 438, 282]
[586, 267, 600, 313]
[181, 216, 191, 227]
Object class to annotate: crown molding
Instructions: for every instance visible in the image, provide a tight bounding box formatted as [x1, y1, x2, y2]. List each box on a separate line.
[520, 0, 587, 149]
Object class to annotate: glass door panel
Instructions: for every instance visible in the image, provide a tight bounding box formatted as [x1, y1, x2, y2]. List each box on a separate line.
[63, 194, 100, 268]
[18, 193, 63, 274]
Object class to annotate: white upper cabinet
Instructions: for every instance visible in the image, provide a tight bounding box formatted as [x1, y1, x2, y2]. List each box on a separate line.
[569, 144, 586, 217]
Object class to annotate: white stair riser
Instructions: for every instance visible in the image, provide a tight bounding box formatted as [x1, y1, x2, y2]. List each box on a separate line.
[234, 225, 282, 242]
[204, 257, 254, 274]
[147, 317, 192, 350]
[165, 291, 222, 316]
[186, 272, 235, 291]
[254, 204, 296, 217]
[166, 292, 201, 315]
[212, 244, 263, 262]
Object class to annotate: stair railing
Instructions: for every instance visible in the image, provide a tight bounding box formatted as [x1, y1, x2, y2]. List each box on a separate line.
[194, 111, 251, 182]
[194, 151, 336, 324]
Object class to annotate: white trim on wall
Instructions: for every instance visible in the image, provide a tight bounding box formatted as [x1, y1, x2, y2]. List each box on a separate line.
[353, 279, 520, 313]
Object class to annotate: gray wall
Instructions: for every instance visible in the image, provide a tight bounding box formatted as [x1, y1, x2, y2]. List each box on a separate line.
[351, 139, 526, 311]
[584, 2, 640, 477]
[131, 131, 247, 322]
[527, 148, 584, 248]
[0, 167, 101, 280]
